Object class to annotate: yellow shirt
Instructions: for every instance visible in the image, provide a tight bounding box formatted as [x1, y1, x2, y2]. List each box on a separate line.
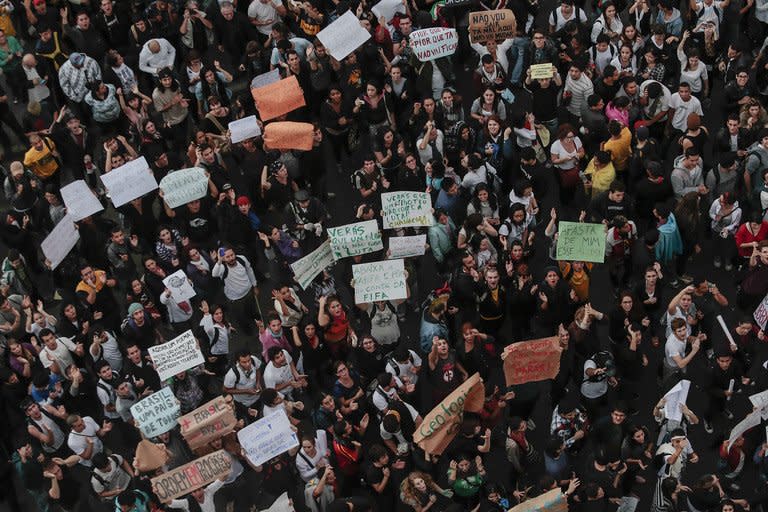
[602, 127, 632, 172]
[23, 138, 59, 179]
[584, 159, 616, 195]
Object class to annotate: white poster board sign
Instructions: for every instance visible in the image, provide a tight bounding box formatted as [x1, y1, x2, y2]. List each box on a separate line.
[41, 215, 79, 270]
[381, 191, 432, 229]
[371, 0, 406, 22]
[755, 293, 768, 330]
[265, 493, 294, 512]
[389, 235, 427, 258]
[100, 157, 158, 207]
[159, 168, 209, 209]
[317, 11, 371, 61]
[410, 28, 459, 61]
[162, 270, 196, 302]
[60, 180, 103, 221]
[290, 239, 335, 289]
[229, 115, 262, 144]
[238, 409, 299, 466]
[130, 387, 180, 438]
[352, 259, 407, 304]
[148, 330, 205, 381]
[663, 380, 691, 423]
[250, 68, 281, 90]
[728, 408, 762, 449]
[328, 219, 383, 259]
[750, 389, 768, 420]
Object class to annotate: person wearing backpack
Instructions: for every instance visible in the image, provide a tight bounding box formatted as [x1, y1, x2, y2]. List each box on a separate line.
[705, 152, 741, 199]
[211, 245, 261, 335]
[744, 129, 768, 193]
[90, 452, 133, 503]
[23, 399, 66, 456]
[222, 348, 262, 421]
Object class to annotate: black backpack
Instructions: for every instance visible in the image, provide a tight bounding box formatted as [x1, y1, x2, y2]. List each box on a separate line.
[219, 255, 249, 280]
[228, 356, 259, 386]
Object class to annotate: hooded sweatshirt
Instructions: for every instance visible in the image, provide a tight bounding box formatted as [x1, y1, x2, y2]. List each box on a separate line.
[671, 155, 704, 198]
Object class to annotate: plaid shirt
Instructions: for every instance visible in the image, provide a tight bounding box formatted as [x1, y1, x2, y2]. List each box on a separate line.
[57, 58, 102, 102]
[550, 405, 589, 448]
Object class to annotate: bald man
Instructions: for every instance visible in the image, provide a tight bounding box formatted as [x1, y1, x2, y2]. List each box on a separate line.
[138, 38, 176, 77]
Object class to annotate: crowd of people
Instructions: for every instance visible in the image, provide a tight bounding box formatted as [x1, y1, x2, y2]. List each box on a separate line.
[3, 0, 768, 511]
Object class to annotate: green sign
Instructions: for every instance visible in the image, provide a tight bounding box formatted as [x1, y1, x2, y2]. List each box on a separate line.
[556, 221, 605, 263]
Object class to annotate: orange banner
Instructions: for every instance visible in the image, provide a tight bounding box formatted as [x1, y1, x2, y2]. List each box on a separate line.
[503, 337, 562, 386]
[413, 373, 484, 455]
[251, 76, 306, 121]
[263, 122, 315, 150]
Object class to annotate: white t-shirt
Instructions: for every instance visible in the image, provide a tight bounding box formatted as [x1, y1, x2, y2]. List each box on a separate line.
[223, 356, 262, 406]
[550, 138, 583, 170]
[639, 80, 671, 118]
[664, 334, 688, 370]
[548, 6, 587, 32]
[67, 416, 103, 467]
[580, 359, 608, 399]
[168, 479, 224, 512]
[295, 430, 329, 481]
[263, 350, 296, 396]
[40, 337, 77, 371]
[669, 93, 703, 132]
[248, 0, 284, 35]
[384, 351, 422, 386]
[29, 413, 66, 453]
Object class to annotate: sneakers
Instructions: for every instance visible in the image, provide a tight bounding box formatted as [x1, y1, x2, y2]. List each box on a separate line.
[704, 420, 714, 434]
[680, 274, 694, 284]
[725, 262, 733, 271]
[724, 409, 734, 420]
[714, 258, 722, 268]
[526, 418, 536, 430]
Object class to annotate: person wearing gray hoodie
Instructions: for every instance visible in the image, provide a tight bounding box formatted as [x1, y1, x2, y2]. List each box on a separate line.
[671, 148, 707, 198]
[745, 129, 768, 193]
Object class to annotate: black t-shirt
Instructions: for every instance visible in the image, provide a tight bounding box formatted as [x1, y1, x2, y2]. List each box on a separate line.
[175, 198, 216, 246]
[48, 467, 80, 509]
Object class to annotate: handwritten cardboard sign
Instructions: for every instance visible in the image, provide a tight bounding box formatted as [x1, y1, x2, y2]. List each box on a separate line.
[413, 373, 484, 455]
[503, 337, 562, 386]
[556, 221, 606, 263]
[100, 157, 158, 207]
[388, 235, 427, 258]
[251, 76, 306, 121]
[262, 122, 314, 151]
[162, 269, 196, 302]
[530, 63, 554, 79]
[148, 330, 204, 381]
[291, 239, 335, 289]
[159, 167, 208, 209]
[352, 259, 407, 304]
[444, 0, 475, 6]
[151, 450, 231, 502]
[185, 409, 238, 450]
[316, 11, 371, 61]
[410, 27, 459, 61]
[381, 191, 432, 229]
[178, 396, 231, 435]
[238, 409, 299, 466]
[250, 69, 281, 90]
[60, 180, 103, 221]
[469, 9, 516, 43]
[328, 220, 383, 259]
[41, 214, 78, 270]
[130, 387, 180, 438]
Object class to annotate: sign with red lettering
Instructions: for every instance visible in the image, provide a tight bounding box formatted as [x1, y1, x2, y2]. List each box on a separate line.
[410, 28, 459, 62]
[185, 409, 238, 450]
[413, 373, 484, 455]
[151, 450, 231, 502]
[503, 337, 562, 386]
[178, 396, 230, 435]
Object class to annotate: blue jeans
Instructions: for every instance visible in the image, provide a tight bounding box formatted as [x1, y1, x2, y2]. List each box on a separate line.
[509, 37, 530, 85]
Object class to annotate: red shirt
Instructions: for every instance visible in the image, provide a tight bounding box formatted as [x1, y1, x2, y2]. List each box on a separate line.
[735, 222, 768, 257]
